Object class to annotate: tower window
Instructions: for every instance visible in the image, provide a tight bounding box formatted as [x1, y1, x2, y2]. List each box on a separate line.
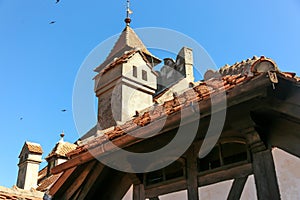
[142, 70, 147, 81]
[133, 66, 137, 78]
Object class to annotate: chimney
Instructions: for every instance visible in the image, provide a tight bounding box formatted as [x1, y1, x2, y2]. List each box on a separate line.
[17, 142, 43, 190]
[176, 47, 194, 83]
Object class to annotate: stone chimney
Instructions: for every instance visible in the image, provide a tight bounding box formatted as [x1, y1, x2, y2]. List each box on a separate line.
[176, 47, 194, 83]
[157, 47, 195, 93]
[17, 142, 43, 190]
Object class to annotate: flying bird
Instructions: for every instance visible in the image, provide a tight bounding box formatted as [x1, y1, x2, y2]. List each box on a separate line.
[56, 0, 60, 3]
[49, 21, 56, 24]
[61, 109, 67, 112]
[20, 117, 23, 120]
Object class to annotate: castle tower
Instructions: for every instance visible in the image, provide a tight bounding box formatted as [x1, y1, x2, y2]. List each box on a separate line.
[94, 7, 161, 129]
[17, 142, 43, 190]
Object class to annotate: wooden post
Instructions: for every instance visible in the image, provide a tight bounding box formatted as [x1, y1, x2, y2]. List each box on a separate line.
[133, 184, 145, 200]
[243, 127, 281, 200]
[77, 163, 104, 200]
[252, 150, 281, 200]
[186, 145, 199, 200]
[227, 176, 248, 200]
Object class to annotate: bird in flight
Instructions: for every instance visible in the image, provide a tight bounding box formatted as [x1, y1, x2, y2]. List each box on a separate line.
[49, 21, 56, 24]
[20, 117, 23, 120]
[61, 109, 67, 112]
[56, 0, 60, 3]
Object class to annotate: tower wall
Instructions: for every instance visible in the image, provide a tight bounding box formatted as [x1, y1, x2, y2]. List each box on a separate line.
[95, 53, 157, 129]
[17, 152, 42, 190]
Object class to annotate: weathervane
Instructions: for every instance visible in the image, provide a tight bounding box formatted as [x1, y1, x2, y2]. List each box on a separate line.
[125, 0, 133, 26]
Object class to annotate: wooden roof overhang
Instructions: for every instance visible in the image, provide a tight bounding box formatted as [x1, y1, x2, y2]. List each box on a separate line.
[49, 72, 300, 199]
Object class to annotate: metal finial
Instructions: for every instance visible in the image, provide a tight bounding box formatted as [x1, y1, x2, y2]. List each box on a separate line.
[60, 131, 65, 139]
[125, 0, 133, 26]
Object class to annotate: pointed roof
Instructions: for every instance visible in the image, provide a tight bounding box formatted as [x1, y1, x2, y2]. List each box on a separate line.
[94, 26, 161, 72]
[109, 26, 152, 59]
[19, 142, 43, 158]
[46, 140, 77, 160]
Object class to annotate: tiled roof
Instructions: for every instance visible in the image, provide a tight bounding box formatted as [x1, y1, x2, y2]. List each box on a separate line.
[205, 56, 278, 79]
[67, 56, 300, 159]
[0, 186, 43, 200]
[25, 142, 43, 154]
[94, 49, 153, 78]
[46, 141, 77, 160]
[36, 174, 61, 192]
[94, 26, 161, 73]
[107, 26, 152, 60]
[19, 142, 43, 158]
[37, 167, 48, 184]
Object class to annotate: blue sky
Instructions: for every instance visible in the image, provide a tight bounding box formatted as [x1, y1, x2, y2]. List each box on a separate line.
[0, 0, 299, 188]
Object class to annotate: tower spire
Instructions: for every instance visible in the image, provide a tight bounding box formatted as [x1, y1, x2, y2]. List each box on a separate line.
[125, 0, 132, 26]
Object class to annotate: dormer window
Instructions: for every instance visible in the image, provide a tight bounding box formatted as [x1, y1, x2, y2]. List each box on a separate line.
[142, 70, 147, 81]
[133, 66, 137, 78]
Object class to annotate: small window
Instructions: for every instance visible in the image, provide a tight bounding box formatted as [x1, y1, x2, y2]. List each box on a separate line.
[142, 70, 147, 81]
[133, 66, 137, 78]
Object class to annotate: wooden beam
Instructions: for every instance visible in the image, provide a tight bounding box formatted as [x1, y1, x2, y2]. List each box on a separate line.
[77, 162, 104, 200]
[110, 174, 132, 200]
[149, 197, 160, 200]
[145, 179, 187, 198]
[59, 161, 96, 200]
[133, 184, 145, 200]
[198, 163, 252, 188]
[97, 172, 133, 200]
[227, 176, 248, 200]
[52, 76, 271, 175]
[48, 167, 76, 196]
[51, 151, 94, 174]
[186, 145, 199, 200]
[241, 126, 281, 200]
[252, 150, 281, 200]
[128, 173, 142, 185]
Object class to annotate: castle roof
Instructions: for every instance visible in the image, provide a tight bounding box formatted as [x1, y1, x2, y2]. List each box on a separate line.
[94, 26, 161, 73]
[0, 186, 43, 200]
[45, 141, 77, 160]
[18, 142, 43, 158]
[51, 56, 300, 174]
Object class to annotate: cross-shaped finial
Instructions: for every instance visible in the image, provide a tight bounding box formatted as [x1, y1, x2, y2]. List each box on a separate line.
[125, 0, 133, 26]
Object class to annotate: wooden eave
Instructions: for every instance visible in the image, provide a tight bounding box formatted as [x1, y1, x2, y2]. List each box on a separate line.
[49, 72, 300, 199]
[52, 73, 273, 175]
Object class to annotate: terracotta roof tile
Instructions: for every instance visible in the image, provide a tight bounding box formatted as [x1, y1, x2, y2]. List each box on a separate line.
[37, 167, 48, 184]
[0, 186, 43, 200]
[24, 142, 43, 155]
[46, 141, 77, 160]
[97, 50, 137, 77]
[67, 56, 299, 159]
[36, 173, 61, 192]
[94, 49, 156, 80]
